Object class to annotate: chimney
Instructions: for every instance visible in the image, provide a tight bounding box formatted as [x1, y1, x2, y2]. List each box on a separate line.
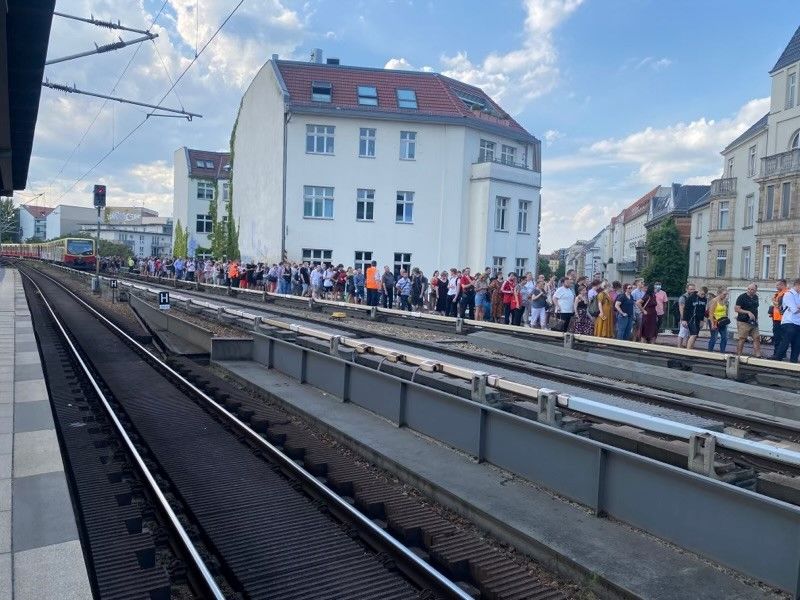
[326, 58, 340, 65]
[310, 48, 323, 64]
[271, 53, 279, 61]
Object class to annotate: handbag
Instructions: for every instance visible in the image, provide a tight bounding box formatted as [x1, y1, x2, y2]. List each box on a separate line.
[717, 317, 731, 328]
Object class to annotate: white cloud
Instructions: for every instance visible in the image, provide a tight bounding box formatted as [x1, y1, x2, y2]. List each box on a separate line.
[384, 57, 433, 72]
[544, 129, 564, 146]
[622, 56, 673, 72]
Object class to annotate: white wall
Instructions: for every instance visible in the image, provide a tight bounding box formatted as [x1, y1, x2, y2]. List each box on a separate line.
[46, 205, 97, 240]
[173, 148, 189, 253]
[768, 62, 800, 154]
[688, 205, 709, 279]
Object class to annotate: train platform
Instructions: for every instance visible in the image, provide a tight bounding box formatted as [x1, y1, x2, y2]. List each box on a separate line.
[0, 267, 92, 600]
[214, 356, 779, 599]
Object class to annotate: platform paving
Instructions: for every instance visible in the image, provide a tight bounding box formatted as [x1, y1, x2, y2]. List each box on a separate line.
[215, 357, 780, 600]
[0, 267, 92, 600]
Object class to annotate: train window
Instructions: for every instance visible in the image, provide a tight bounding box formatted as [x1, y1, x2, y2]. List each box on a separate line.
[66, 239, 94, 255]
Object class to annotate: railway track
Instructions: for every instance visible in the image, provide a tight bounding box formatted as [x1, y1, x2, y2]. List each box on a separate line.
[18, 263, 570, 599]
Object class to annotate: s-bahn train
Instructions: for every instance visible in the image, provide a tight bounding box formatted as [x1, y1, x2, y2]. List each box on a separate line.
[0, 238, 97, 270]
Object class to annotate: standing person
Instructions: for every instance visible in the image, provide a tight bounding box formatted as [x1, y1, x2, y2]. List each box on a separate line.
[609, 280, 621, 303]
[323, 264, 335, 299]
[382, 266, 395, 309]
[501, 272, 517, 324]
[365, 261, 380, 306]
[429, 270, 440, 311]
[520, 273, 535, 325]
[677, 283, 696, 348]
[708, 288, 730, 353]
[552, 277, 576, 332]
[411, 268, 427, 311]
[771, 280, 788, 359]
[571, 284, 594, 334]
[310, 265, 323, 299]
[353, 268, 365, 303]
[435, 270, 448, 314]
[446, 268, 459, 316]
[489, 275, 504, 323]
[280, 262, 292, 294]
[631, 279, 646, 342]
[395, 269, 412, 310]
[593, 281, 614, 338]
[734, 283, 762, 358]
[637, 284, 659, 343]
[685, 286, 708, 350]
[458, 267, 476, 319]
[774, 278, 800, 362]
[653, 282, 668, 333]
[614, 284, 635, 340]
[529, 278, 549, 329]
[473, 273, 488, 321]
[509, 277, 524, 326]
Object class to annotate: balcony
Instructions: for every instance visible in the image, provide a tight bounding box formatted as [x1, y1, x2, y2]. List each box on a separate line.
[471, 158, 541, 188]
[759, 148, 800, 180]
[616, 260, 637, 272]
[710, 177, 737, 197]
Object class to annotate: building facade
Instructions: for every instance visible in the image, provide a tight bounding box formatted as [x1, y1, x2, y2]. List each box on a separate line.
[173, 147, 231, 255]
[78, 211, 173, 258]
[19, 205, 52, 240]
[45, 204, 97, 240]
[231, 53, 542, 276]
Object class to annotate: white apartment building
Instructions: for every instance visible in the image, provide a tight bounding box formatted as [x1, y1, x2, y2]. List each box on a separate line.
[173, 147, 231, 254]
[78, 207, 173, 258]
[45, 204, 97, 239]
[691, 25, 800, 290]
[18, 204, 52, 240]
[231, 53, 542, 276]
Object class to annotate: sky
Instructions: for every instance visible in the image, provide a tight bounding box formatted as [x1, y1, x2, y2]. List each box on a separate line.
[18, 0, 800, 252]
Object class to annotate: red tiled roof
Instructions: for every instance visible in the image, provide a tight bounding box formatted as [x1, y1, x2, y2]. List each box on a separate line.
[21, 204, 54, 218]
[274, 60, 533, 139]
[186, 148, 231, 179]
[621, 186, 659, 224]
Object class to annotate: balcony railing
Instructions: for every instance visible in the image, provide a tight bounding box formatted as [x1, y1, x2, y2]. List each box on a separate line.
[710, 177, 737, 197]
[760, 148, 800, 179]
[474, 155, 534, 171]
[616, 260, 637, 272]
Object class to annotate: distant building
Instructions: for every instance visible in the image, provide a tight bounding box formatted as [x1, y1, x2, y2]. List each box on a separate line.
[173, 147, 231, 255]
[79, 210, 173, 258]
[231, 52, 542, 276]
[18, 204, 52, 240]
[45, 204, 97, 240]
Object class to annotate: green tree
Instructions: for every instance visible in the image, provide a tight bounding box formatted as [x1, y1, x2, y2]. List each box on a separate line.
[224, 198, 239, 260]
[98, 239, 133, 259]
[537, 257, 552, 279]
[641, 217, 688, 296]
[208, 196, 227, 259]
[173, 220, 188, 257]
[555, 259, 566, 279]
[0, 198, 20, 242]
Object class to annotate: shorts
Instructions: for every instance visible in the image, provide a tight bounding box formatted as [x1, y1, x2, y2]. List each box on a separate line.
[737, 320, 759, 340]
[678, 324, 689, 339]
[687, 320, 702, 336]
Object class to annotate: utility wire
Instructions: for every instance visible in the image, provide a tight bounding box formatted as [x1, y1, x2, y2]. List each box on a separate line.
[54, 0, 246, 203]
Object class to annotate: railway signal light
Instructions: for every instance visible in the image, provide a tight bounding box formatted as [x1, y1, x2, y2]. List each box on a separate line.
[93, 184, 106, 208]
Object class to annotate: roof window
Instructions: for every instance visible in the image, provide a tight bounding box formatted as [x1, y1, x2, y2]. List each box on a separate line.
[357, 86, 378, 106]
[312, 80, 332, 102]
[396, 89, 417, 109]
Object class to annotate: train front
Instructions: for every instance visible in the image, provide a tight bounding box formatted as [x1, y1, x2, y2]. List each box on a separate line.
[65, 238, 96, 270]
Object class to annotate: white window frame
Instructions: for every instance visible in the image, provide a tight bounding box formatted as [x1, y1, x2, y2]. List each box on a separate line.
[396, 89, 417, 109]
[302, 248, 332, 266]
[744, 194, 754, 227]
[517, 200, 530, 233]
[695, 212, 703, 238]
[762, 244, 771, 280]
[395, 191, 414, 223]
[748, 145, 757, 177]
[196, 180, 214, 200]
[303, 185, 334, 219]
[357, 86, 378, 106]
[781, 182, 791, 219]
[787, 71, 797, 109]
[715, 249, 727, 278]
[195, 214, 212, 233]
[501, 144, 516, 165]
[306, 124, 335, 154]
[693, 252, 700, 277]
[718, 200, 730, 229]
[492, 256, 505, 275]
[766, 185, 775, 220]
[727, 157, 734, 177]
[356, 188, 374, 222]
[399, 131, 416, 160]
[792, 131, 800, 150]
[741, 247, 751, 279]
[393, 252, 412, 277]
[515, 258, 527, 277]
[359, 128, 376, 157]
[778, 244, 787, 279]
[495, 196, 509, 231]
[354, 250, 373, 272]
[221, 181, 230, 201]
[479, 139, 495, 162]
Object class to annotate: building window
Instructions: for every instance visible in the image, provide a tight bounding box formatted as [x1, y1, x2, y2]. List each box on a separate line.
[695, 212, 703, 237]
[357, 86, 378, 106]
[302, 248, 333, 266]
[718, 200, 730, 229]
[195, 160, 213, 168]
[400, 131, 416, 159]
[501, 145, 516, 165]
[715, 250, 727, 278]
[792, 131, 800, 150]
[197, 181, 214, 200]
[396, 89, 417, 109]
[748, 146, 757, 177]
[311, 80, 332, 102]
[479, 139, 495, 162]
[787, 72, 797, 109]
[395, 191, 414, 223]
[781, 182, 791, 218]
[741, 247, 751, 279]
[221, 181, 230, 201]
[356, 188, 374, 221]
[762, 244, 771, 279]
[517, 200, 530, 233]
[196, 214, 212, 233]
[495, 197, 509, 231]
[778, 244, 787, 279]
[727, 157, 734, 177]
[693, 252, 700, 277]
[303, 185, 334, 219]
[354, 251, 373, 272]
[306, 124, 335, 154]
[766, 185, 775, 220]
[744, 194, 754, 227]
[515, 258, 527, 277]
[492, 256, 505, 275]
[359, 128, 376, 157]
[393, 252, 412, 277]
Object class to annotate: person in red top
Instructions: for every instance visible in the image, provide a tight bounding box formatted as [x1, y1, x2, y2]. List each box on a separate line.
[457, 267, 476, 319]
[501, 272, 517, 324]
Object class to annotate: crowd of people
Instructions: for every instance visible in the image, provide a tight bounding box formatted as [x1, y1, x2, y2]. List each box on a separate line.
[101, 255, 800, 362]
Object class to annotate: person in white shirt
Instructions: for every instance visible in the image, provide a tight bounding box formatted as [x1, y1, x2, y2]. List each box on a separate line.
[552, 277, 576, 331]
[775, 278, 800, 362]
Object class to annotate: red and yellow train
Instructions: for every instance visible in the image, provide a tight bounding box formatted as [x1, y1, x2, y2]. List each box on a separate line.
[1, 238, 97, 270]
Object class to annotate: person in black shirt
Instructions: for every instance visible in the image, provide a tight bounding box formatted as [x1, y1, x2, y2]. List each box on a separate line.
[685, 289, 708, 350]
[734, 283, 761, 357]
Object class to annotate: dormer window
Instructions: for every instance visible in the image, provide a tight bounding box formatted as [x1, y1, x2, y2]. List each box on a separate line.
[312, 81, 332, 102]
[358, 86, 378, 106]
[396, 89, 417, 109]
[195, 160, 214, 168]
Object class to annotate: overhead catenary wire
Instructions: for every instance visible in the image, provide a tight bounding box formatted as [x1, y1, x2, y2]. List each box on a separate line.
[53, 0, 246, 203]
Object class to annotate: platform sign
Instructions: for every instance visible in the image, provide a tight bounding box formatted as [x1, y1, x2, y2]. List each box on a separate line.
[109, 279, 118, 289]
[158, 291, 170, 310]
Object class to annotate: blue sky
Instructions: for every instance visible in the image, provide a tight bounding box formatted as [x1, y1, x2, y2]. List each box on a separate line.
[20, 1, 800, 252]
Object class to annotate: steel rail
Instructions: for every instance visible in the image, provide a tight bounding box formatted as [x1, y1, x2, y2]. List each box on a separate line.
[20, 271, 226, 600]
[21, 265, 473, 600]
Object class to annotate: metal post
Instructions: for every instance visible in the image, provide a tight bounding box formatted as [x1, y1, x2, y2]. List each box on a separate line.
[92, 207, 101, 293]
